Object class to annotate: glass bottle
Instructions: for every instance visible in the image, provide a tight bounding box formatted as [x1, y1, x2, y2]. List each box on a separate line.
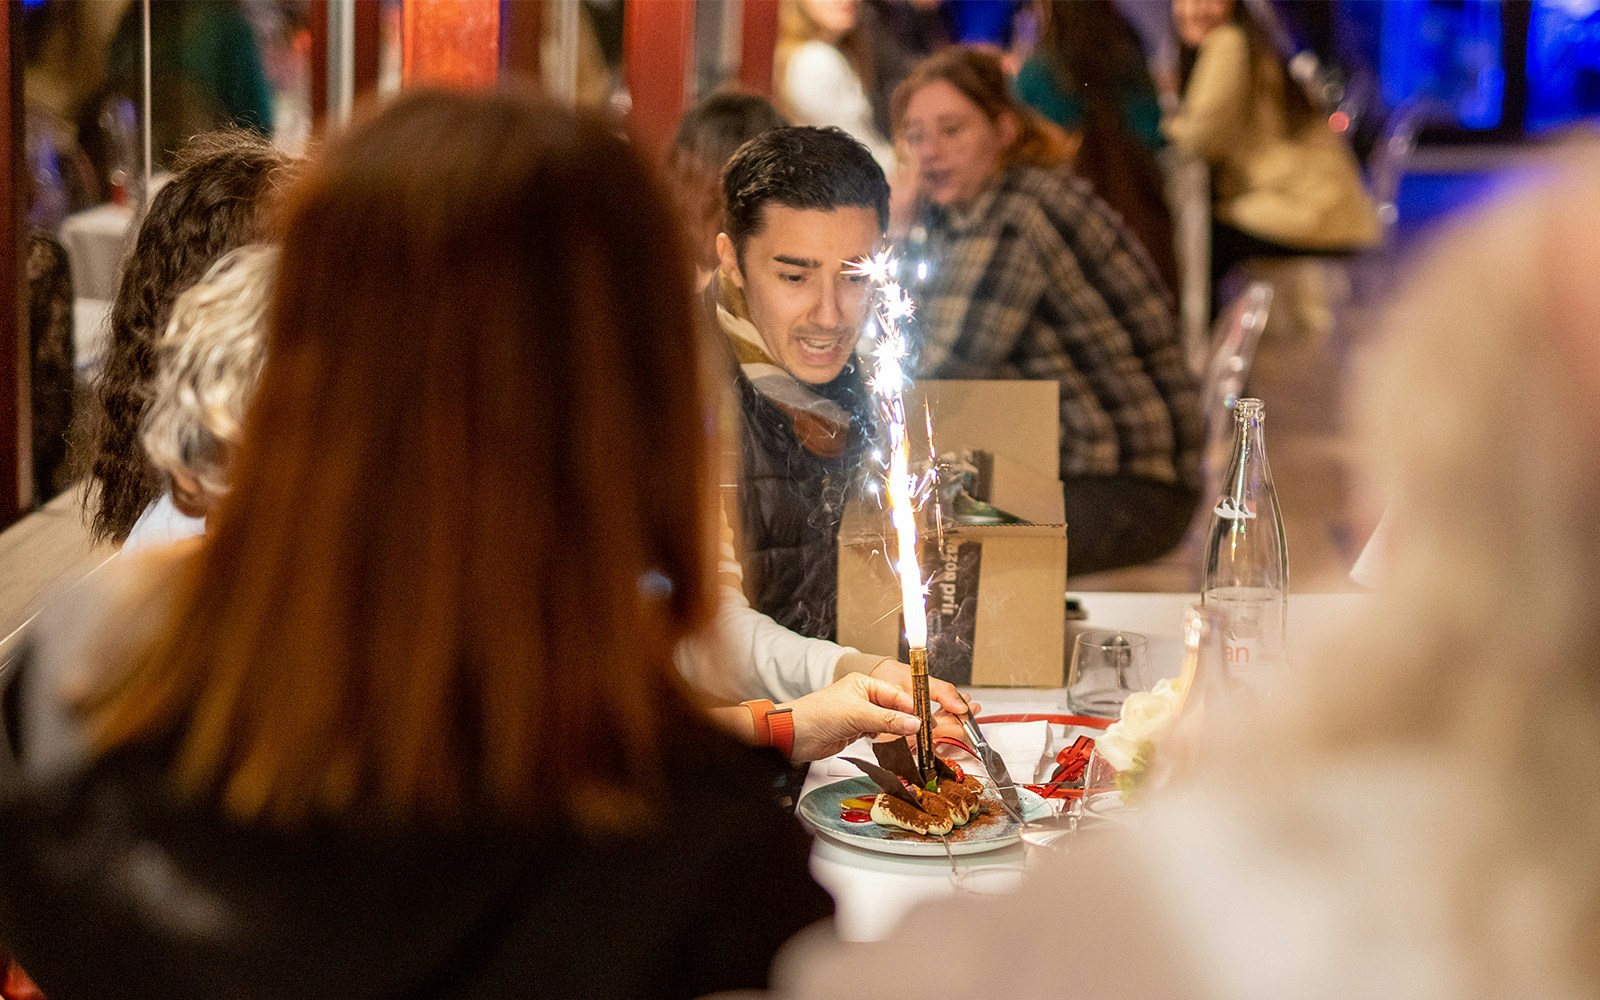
[1201, 398, 1288, 691]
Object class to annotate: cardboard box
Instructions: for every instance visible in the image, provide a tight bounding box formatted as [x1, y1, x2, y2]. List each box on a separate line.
[837, 381, 1068, 687]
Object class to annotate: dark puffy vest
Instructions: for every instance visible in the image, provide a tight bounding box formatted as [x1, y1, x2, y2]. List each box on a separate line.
[731, 363, 873, 642]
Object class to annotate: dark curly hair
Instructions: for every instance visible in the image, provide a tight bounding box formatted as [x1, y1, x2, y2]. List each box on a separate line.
[84, 129, 295, 544]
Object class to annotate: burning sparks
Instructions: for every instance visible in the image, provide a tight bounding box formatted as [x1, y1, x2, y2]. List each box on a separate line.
[848, 250, 929, 649]
[851, 249, 940, 781]
[853, 248, 896, 287]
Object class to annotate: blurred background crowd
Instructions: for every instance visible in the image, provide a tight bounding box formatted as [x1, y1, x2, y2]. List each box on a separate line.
[12, 0, 1600, 587]
[0, 2, 1597, 999]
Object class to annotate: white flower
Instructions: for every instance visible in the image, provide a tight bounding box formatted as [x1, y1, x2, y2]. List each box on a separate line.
[1096, 676, 1186, 771]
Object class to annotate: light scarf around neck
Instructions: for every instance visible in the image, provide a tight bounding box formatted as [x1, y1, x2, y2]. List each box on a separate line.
[714, 271, 858, 458]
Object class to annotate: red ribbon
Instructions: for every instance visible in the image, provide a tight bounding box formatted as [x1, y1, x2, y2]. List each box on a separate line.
[935, 717, 1111, 801]
[975, 713, 1111, 729]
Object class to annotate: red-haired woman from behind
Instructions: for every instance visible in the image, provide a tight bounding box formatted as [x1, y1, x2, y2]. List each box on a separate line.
[0, 88, 832, 1000]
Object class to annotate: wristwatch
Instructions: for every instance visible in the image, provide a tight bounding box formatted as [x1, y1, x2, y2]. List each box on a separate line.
[740, 698, 795, 758]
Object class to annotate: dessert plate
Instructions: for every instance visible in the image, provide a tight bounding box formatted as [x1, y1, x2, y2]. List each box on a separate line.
[797, 776, 1050, 856]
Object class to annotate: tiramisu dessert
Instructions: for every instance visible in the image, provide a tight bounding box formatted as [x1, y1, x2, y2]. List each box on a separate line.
[843, 739, 988, 837]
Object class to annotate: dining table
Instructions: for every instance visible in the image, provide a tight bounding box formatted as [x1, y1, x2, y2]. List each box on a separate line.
[800, 588, 1369, 942]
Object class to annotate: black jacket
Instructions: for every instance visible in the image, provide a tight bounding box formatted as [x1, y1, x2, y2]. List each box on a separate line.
[0, 648, 833, 1000]
[730, 360, 873, 644]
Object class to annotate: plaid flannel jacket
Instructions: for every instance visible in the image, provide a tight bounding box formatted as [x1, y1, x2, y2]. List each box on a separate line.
[910, 164, 1202, 489]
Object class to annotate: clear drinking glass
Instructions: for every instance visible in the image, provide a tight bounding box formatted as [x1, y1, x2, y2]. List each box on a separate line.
[1067, 630, 1151, 716]
[1078, 749, 1128, 825]
[1018, 810, 1079, 866]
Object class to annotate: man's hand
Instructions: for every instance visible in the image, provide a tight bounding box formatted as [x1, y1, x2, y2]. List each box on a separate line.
[781, 673, 920, 762]
[867, 658, 979, 742]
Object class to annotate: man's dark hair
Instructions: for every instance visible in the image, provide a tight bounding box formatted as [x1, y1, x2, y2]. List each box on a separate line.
[721, 126, 889, 261]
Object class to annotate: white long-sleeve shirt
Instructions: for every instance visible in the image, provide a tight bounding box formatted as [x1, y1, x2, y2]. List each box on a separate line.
[675, 506, 886, 703]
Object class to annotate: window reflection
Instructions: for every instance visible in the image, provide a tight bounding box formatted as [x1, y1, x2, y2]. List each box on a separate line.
[13, 1, 312, 513]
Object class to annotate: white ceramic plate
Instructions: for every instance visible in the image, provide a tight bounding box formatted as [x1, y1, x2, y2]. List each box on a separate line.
[797, 776, 1050, 856]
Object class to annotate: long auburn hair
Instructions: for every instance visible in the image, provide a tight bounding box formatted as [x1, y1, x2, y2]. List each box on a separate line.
[85, 129, 294, 544]
[83, 88, 718, 831]
[1036, 1, 1179, 293]
[891, 47, 1073, 172]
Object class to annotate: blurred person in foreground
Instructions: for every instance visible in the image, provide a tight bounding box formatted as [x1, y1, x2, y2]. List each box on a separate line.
[667, 102, 971, 728]
[123, 244, 277, 552]
[83, 128, 294, 546]
[892, 47, 1203, 578]
[747, 147, 1600, 1000]
[0, 89, 860, 1000]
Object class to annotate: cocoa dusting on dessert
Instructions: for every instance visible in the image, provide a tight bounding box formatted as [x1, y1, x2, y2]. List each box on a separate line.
[844, 747, 1002, 839]
[871, 789, 1016, 843]
[870, 790, 955, 836]
[936, 775, 982, 818]
[941, 794, 1016, 843]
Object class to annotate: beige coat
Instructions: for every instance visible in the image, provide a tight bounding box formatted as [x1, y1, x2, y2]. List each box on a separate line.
[1164, 24, 1379, 250]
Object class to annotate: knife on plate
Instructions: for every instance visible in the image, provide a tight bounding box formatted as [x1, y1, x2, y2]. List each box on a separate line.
[959, 711, 1023, 823]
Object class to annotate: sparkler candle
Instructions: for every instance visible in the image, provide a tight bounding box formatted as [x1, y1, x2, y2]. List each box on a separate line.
[850, 250, 937, 786]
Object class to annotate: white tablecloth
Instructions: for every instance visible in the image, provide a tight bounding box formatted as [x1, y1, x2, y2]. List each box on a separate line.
[804, 589, 1369, 942]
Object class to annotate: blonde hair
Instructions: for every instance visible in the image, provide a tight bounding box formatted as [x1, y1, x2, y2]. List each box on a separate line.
[1188, 142, 1600, 990]
[140, 244, 277, 513]
[1301, 146, 1600, 761]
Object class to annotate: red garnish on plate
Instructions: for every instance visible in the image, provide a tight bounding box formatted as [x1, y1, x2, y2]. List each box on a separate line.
[839, 808, 873, 824]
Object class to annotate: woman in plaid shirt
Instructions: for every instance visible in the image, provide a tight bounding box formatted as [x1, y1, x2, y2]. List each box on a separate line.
[891, 47, 1203, 578]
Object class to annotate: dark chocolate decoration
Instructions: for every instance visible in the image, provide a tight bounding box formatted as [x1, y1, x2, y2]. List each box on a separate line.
[870, 738, 926, 786]
[842, 757, 922, 808]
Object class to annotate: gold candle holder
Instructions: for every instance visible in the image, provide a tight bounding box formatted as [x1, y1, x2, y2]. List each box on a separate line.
[909, 645, 935, 785]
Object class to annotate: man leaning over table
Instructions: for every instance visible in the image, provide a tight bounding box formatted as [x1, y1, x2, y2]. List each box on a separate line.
[681, 125, 970, 730]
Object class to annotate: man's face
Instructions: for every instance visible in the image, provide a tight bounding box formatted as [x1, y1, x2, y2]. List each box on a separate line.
[717, 204, 881, 386]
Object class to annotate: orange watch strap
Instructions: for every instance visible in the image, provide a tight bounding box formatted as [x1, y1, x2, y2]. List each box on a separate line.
[741, 699, 776, 746]
[739, 699, 793, 757]
[767, 707, 795, 758]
